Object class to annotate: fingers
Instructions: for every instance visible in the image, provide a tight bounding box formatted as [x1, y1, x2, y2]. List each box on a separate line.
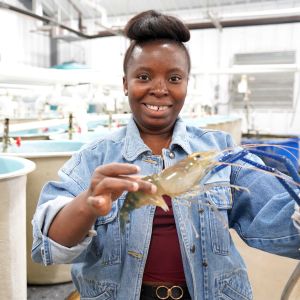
[91, 163, 157, 196]
[91, 176, 157, 198]
[95, 163, 140, 177]
[92, 177, 139, 196]
[86, 163, 157, 216]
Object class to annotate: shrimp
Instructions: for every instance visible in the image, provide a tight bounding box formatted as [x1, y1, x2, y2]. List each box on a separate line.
[119, 144, 300, 228]
[119, 150, 219, 227]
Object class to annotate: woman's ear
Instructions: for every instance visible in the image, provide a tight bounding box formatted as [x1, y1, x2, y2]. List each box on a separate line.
[123, 76, 128, 96]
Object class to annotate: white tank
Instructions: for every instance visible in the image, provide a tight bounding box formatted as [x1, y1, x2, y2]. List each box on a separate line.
[0, 156, 35, 299]
[1, 140, 84, 284]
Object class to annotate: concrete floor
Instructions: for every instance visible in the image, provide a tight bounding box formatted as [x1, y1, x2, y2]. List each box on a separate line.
[27, 282, 76, 300]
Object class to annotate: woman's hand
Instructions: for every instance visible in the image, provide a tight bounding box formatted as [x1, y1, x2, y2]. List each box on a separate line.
[86, 163, 157, 216]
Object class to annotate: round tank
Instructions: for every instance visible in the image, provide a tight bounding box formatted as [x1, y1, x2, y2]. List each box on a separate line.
[1, 140, 84, 284]
[7, 126, 66, 141]
[50, 126, 112, 143]
[183, 115, 242, 145]
[0, 156, 35, 299]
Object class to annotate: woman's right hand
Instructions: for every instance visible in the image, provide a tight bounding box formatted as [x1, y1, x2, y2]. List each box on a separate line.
[86, 163, 157, 217]
[48, 163, 156, 247]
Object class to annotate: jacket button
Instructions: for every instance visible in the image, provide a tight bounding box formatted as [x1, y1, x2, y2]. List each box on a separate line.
[198, 208, 204, 213]
[202, 261, 208, 267]
[169, 152, 175, 159]
[190, 245, 196, 253]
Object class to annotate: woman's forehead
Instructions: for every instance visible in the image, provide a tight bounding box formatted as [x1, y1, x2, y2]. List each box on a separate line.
[128, 41, 189, 69]
[132, 40, 184, 56]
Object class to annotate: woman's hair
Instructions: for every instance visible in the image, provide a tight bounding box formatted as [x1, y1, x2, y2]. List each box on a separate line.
[123, 10, 191, 73]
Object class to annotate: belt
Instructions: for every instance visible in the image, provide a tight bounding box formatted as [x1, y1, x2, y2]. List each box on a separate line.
[140, 284, 191, 300]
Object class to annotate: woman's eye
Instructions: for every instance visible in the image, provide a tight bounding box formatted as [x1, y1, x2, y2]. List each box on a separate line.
[137, 74, 150, 81]
[169, 75, 181, 82]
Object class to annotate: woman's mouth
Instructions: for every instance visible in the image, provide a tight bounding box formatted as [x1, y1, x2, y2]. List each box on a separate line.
[145, 104, 169, 111]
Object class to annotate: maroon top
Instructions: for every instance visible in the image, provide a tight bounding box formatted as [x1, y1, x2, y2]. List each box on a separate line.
[142, 195, 186, 284]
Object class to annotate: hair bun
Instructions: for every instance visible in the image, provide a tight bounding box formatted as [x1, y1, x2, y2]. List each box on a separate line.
[124, 10, 190, 43]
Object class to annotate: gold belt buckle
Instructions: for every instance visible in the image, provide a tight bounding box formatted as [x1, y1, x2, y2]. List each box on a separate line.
[155, 285, 184, 300]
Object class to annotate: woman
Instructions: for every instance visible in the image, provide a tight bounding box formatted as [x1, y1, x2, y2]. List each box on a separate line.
[32, 10, 300, 300]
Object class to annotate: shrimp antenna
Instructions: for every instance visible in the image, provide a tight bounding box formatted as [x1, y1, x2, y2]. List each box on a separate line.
[240, 143, 299, 163]
[211, 143, 299, 164]
[213, 161, 300, 188]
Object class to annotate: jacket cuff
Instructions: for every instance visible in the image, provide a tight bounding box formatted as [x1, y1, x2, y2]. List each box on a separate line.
[32, 196, 93, 265]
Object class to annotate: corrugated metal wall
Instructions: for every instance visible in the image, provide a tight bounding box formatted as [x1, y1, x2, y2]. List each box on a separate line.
[0, 1, 50, 66]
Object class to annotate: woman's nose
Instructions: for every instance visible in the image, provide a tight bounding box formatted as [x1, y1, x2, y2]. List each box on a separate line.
[149, 80, 169, 97]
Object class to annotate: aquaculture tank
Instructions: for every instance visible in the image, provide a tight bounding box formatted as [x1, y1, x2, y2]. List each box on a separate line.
[50, 125, 113, 143]
[0, 156, 35, 299]
[8, 125, 66, 140]
[0, 140, 84, 284]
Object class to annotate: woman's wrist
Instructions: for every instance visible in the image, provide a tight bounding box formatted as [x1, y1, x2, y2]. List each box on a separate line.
[76, 190, 100, 220]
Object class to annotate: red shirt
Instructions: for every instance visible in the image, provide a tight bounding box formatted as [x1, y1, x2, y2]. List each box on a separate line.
[142, 195, 186, 284]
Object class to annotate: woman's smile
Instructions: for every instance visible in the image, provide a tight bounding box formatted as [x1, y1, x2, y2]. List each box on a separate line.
[142, 103, 173, 118]
[144, 104, 170, 112]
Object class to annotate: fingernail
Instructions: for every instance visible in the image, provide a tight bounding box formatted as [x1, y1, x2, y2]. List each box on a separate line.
[135, 165, 141, 173]
[132, 182, 139, 190]
[151, 184, 157, 194]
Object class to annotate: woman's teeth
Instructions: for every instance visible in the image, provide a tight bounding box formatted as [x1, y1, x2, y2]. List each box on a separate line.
[146, 104, 168, 111]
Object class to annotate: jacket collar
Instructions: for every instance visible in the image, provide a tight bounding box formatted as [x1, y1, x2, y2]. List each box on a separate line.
[122, 116, 192, 161]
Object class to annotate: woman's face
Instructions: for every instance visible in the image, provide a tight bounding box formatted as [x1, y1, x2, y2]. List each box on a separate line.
[123, 41, 189, 134]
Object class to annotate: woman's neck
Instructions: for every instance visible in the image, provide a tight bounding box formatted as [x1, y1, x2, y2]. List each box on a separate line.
[141, 132, 172, 155]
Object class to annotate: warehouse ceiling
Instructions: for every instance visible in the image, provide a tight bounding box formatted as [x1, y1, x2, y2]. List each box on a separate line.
[36, 0, 298, 19]
[36, 0, 300, 21]
[1, 0, 300, 39]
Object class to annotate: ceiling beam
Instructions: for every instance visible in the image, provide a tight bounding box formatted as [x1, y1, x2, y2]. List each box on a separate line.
[1, 1, 300, 39]
[187, 15, 300, 30]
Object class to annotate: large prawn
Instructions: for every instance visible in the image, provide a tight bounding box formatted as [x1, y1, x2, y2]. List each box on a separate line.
[119, 145, 300, 228]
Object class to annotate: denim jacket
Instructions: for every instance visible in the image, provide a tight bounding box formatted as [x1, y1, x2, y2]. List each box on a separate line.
[32, 117, 300, 300]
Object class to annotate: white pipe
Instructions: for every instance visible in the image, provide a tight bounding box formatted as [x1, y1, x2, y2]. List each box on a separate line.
[221, 7, 300, 21]
[0, 63, 110, 85]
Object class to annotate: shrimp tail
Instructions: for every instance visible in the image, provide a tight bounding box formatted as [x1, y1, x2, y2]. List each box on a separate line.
[119, 192, 169, 230]
[124, 191, 169, 211]
[120, 210, 129, 231]
[148, 195, 169, 211]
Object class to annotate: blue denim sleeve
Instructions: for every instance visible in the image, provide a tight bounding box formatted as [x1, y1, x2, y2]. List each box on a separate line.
[31, 150, 95, 265]
[31, 196, 94, 265]
[229, 154, 300, 259]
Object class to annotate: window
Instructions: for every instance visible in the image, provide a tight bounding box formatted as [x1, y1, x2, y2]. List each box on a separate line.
[230, 51, 295, 109]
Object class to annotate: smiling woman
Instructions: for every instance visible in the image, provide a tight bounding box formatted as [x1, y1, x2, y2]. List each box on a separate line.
[31, 9, 300, 300]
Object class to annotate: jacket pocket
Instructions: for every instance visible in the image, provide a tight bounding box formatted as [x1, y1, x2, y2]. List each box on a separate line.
[215, 269, 253, 300]
[205, 184, 232, 255]
[92, 202, 121, 266]
[81, 291, 113, 300]
[79, 280, 118, 300]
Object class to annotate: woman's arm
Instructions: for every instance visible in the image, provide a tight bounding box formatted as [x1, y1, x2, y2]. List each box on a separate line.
[48, 163, 156, 247]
